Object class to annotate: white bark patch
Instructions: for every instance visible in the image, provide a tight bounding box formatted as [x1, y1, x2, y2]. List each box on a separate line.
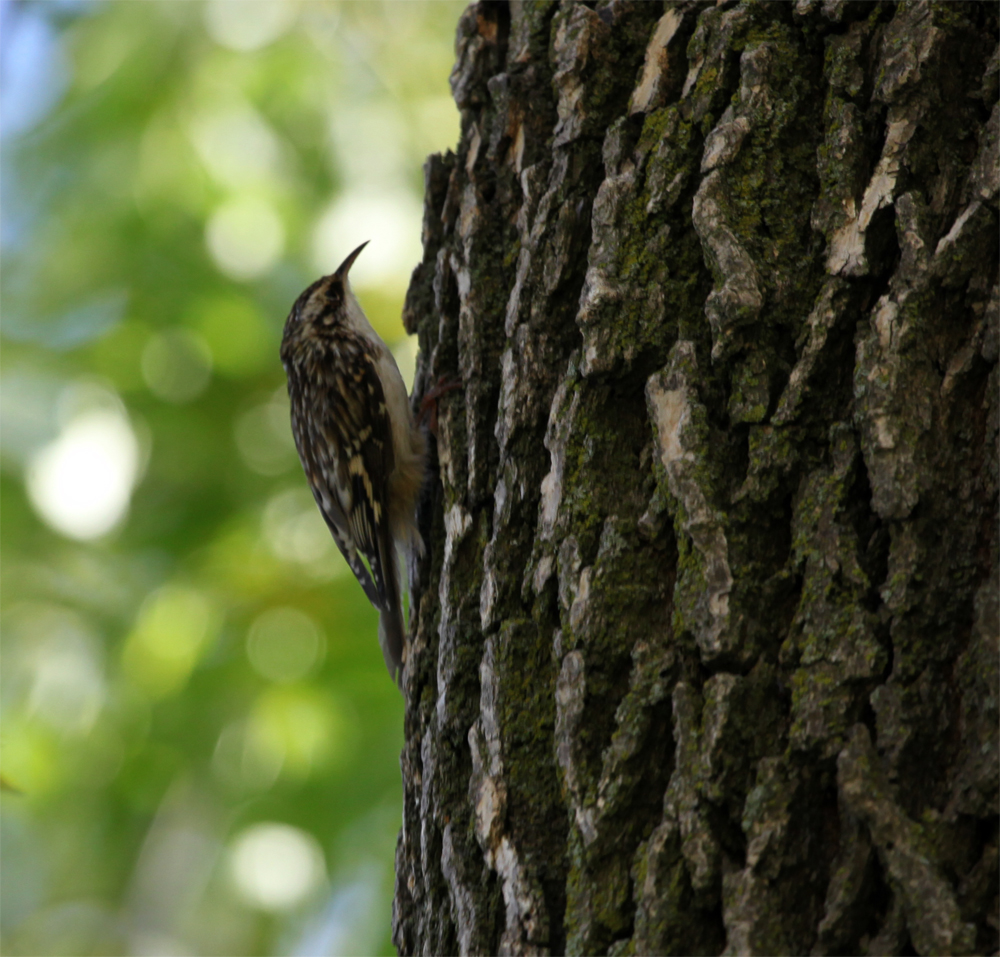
[441, 824, 478, 956]
[453, 255, 472, 300]
[538, 470, 562, 534]
[701, 673, 740, 788]
[629, 8, 685, 115]
[941, 341, 979, 397]
[701, 104, 752, 172]
[480, 472, 508, 631]
[873, 416, 896, 451]
[855, 239, 939, 520]
[700, 41, 778, 172]
[468, 635, 549, 953]
[465, 124, 482, 175]
[495, 837, 548, 953]
[512, 121, 525, 175]
[531, 375, 581, 597]
[538, 377, 579, 539]
[968, 101, 999, 202]
[647, 385, 689, 466]
[647, 342, 734, 660]
[555, 649, 585, 778]
[689, 42, 776, 359]
[440, 504, 473, 635]
[435, 416, 457, 490]
[873, 296, 898, 351]
[568, 567, 592, 634]
[574, 806, 598, 847]
[555, 650, 599, 846]
[469, 637, 504, 845]
[557, 536, 583, 616]
[505, 225, 533, 335]
[458, 183, 480, 245]
[874, 2, 944, 103]
[935, 200, 983, 258]
[827, 114, 917, 276]
[437, 504, 474, 721]
[443, 504, 472, 566]
[494, 347, 522, 456]
[532, 554, 554, 595]
[480, 549, 498, 631]
[551, 5, 604, 147]
[473, 772, 502, 848]
[576, 164, 636, 374]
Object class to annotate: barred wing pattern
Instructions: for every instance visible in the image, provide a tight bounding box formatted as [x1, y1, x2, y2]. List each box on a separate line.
[285, 330, 396, 616]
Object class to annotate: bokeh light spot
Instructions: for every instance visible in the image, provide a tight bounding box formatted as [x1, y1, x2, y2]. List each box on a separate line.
[234, 391, 298, 476]
[134, 110, 204, 213]
[246, 607, 325, 683]
[228, 822, 325, 912]
[247, 685, 347, 778]
[22, 608, 106, 735]
[212, 720, 283, 793]
[187, 294, 269, 377]
[262, 487, 346, 576]
[189, 103, 281, 189]
[204, 0, 297, 52]
[0, 717, 62, 796]
[141, 328, 213, 404]
[26, 406, 140, 540]
[311, 190, 422, 288]
[122, 586, 217, 699]
[206, 196, 284, 280]
[129, 932, 195, 957]
[327, 102, 407, 189]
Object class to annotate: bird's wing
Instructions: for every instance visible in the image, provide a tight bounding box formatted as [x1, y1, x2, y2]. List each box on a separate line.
[294, 335, 396, 613]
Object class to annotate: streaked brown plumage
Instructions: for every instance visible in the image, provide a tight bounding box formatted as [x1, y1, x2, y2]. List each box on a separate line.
[280, 242, 426, 685]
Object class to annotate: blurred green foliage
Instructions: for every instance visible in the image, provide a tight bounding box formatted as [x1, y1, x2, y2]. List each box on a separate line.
[0, 2, 462, 954]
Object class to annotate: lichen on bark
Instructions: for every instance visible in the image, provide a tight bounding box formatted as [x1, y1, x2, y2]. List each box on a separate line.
[394, 3, 999, 955]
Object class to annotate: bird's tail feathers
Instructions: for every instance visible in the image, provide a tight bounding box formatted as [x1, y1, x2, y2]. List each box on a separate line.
[378, 604, 404, 688]
[377, 526, 405, 688]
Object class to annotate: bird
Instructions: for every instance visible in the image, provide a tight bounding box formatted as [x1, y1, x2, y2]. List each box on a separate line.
[280, 242, 426, 686]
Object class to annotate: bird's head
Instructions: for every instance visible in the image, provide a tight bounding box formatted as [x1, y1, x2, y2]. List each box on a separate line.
[282, 241, 369, 343]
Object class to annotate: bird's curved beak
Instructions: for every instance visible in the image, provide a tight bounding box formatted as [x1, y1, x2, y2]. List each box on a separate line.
[333, 241, 369, 280]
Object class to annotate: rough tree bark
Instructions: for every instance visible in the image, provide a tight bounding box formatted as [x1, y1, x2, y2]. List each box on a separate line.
[392, 2, 998, 954]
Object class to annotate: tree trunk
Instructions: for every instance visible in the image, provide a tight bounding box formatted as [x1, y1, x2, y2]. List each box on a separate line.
[392, 2, 998, 954]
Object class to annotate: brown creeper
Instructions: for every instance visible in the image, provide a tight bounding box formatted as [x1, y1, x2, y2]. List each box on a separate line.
[280, 242, 426, 686]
